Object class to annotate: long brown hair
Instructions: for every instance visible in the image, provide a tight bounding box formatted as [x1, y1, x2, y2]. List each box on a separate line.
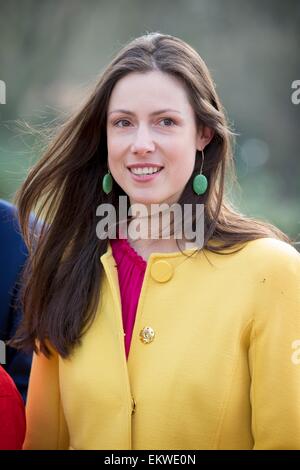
[11, 32, 291, 358]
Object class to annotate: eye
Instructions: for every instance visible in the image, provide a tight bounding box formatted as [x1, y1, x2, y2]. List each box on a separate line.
[113, 119, 131, 128]
[159, 118, 176, 127]
[112, 117, 176, 128]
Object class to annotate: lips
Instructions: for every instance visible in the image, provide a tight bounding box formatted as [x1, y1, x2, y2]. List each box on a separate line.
[126, 162, 164, 179]
[127, 163, 164, 170]
[127, 166, 163, 182]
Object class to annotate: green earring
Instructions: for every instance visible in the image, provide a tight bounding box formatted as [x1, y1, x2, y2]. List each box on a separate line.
[193, 149, 208, 195]
[102, 169, 113, 195]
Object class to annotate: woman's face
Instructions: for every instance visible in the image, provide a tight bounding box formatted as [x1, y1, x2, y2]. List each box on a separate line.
[106, 70, 212, 208]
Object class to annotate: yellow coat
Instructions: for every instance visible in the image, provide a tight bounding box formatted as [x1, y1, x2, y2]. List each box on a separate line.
[23, 238, 300, 450]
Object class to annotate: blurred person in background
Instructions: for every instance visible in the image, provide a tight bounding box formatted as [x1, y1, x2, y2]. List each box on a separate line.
[11, 33, 300, 450]
[0, 199, 32, 403]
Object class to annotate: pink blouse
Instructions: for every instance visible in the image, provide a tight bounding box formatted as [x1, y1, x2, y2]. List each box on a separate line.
[110, 237, 147, 359]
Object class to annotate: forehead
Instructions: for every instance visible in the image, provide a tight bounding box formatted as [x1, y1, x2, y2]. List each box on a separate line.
[108, 71, 192, 113]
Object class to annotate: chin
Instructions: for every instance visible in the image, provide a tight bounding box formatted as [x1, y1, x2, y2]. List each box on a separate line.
[130, 195, 165, 206]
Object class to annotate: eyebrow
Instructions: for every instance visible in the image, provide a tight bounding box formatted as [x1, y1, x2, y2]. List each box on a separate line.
[108, 108, 182, 116]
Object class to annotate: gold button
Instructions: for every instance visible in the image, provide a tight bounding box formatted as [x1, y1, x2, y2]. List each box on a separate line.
[139, 326, 155, 344]
[150, 260, 174, 283]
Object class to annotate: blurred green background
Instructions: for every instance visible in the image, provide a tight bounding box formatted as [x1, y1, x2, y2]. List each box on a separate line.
[0, 0, 299, 242]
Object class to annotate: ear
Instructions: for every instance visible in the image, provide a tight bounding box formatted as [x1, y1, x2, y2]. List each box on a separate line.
[196, 125, 215, 151]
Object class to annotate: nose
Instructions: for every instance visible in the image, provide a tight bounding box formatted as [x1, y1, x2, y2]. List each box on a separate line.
[130, 125, 155, 155]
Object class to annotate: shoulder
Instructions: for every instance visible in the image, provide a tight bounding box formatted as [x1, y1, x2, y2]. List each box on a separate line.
[0, 199, 23, 247]
[206, 237, 300, 294]
[0, 198, 16, 217]
[240, 237, 300, 273]
[241, 236, 300, 258]
[0, 198, 39, 231]
[0, 199, 18, 231]
[206, 237, 300, 273]
[239, 238, 300, 308]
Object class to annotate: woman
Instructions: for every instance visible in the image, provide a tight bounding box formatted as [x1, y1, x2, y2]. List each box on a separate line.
[13, 33, 300, 450]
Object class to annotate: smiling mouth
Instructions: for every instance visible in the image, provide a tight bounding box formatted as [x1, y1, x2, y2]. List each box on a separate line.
[128, 167, 164, 176]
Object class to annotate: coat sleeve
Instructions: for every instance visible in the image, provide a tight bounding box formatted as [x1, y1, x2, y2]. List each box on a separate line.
[249, 241, 300, 449]
[23, 346, 69, 450]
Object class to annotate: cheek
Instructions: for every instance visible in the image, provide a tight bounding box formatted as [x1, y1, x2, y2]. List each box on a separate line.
[107, 128, 122, 150]
[106, 135, 117, 156]
[107, 138, 124, 168]
[168, 143, 195, 173]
